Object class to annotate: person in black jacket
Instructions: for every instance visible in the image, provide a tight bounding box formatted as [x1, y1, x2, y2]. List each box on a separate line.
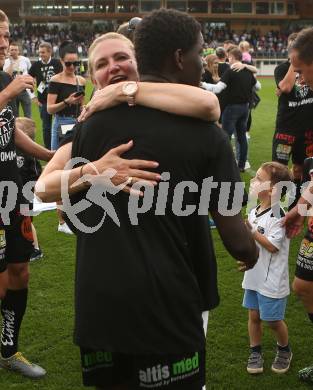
[29, 42, 62, 150]
[203, 47, 261, 172]
[284, 27, 313, 383]
[68, 9, 258, 389]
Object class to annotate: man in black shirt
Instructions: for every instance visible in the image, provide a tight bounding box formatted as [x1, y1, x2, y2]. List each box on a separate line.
[70, 9, 258, 390]
[285, 27, 313, 383]
[0, 9, 53, 379]
[203, 47, 259, 172]
[29, 42, 62, 149]
[273, 33, 313, 207]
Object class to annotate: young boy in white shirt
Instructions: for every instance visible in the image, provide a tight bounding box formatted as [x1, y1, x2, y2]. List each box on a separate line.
[242, 161, 293, 375]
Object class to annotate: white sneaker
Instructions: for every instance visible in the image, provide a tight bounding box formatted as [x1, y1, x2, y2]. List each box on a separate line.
[245, 161, 251, 169]
[58, 222, 73, 235]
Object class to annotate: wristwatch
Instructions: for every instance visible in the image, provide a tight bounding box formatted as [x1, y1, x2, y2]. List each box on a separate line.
[122, 81, 138, 106]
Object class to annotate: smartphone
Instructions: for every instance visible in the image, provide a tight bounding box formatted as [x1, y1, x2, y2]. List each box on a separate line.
[74, 91, 85, 98]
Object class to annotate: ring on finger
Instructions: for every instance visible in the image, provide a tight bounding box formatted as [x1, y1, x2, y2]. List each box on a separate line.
[126, 176, 133, 185]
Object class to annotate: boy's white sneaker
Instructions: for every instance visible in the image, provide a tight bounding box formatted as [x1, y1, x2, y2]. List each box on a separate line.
[58, 222, 73, 235]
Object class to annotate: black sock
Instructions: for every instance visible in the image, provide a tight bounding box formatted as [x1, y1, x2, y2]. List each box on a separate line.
[250, 345, 261, 354]
[308, 313, 313, 323]
[1, 289, 28, 358]
[277, 343, 291, 353]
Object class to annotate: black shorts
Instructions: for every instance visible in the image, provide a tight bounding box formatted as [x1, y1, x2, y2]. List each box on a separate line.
[0, 213, 34, 273]
[295, 230, 313, 281]
[272, 129, 313, 166]
[80, 348, 205, 389]
[272, 130, 299, 165]
[297, 129, 313, 164]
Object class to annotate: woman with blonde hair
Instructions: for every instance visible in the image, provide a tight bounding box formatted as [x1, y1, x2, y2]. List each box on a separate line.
[203, 54, 220, 84]
[37, 32, 220, 201]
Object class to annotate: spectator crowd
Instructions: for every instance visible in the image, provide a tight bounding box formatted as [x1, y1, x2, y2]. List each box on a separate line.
[11, 22, 301, 59]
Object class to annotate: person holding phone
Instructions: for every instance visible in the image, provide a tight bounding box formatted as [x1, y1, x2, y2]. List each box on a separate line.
[47, 42, 85, 234]
[47, 41, 86, 151]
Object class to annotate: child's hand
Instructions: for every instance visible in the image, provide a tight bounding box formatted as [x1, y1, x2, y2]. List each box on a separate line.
[237, 261, 248, 272]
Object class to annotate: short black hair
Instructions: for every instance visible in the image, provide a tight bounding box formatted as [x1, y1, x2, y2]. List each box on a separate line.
[134, 8, 201, 75]
[59, 41, 77, 59]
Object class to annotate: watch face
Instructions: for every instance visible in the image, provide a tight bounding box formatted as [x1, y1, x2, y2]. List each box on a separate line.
[124, 82, 138, 95]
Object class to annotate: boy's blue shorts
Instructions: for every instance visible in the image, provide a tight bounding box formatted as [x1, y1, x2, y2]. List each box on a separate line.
[243, 289, 287, 321]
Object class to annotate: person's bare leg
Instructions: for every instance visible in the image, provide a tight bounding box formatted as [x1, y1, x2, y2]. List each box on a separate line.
[293, 277, 313, 313]
[0, 269, 8, 299]
[248, 309, 262, 347]
[56, 203, 65, 224]
[31, 223, 39, 249]
[267, 320, 288, 347]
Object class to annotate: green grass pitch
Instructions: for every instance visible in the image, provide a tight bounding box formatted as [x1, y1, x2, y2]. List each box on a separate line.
[0, 78, 311, 389]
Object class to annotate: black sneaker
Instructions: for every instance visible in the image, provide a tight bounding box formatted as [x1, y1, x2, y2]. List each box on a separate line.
[30, 248, 43, 262]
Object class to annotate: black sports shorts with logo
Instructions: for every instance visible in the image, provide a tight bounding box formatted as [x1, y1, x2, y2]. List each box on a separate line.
[272, 129, 313, 165]
[80, 348, 205, 389]
[0, 213, 34, 273]
[296, 229, 313, 282]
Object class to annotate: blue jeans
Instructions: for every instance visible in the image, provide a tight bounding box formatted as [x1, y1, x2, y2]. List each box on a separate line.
[51, 114, 76, 150]
[16, 90, 31, 118]
[39, 103, 52, 150]
[222, 103, 249, 170]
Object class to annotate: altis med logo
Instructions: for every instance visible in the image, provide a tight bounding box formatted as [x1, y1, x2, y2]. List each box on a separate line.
[139, 352, 200, 387]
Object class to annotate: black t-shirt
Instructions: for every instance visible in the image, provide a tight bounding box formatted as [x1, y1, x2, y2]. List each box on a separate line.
[48, 81, 85, 117]
[16, 149, 42, 205]
[0, 72, 23, 225]
[29, 58, 62, 104]
[202, 70, 215, 84]
[275, 61, 313, 132]
[61, 119, 222, 311]
[70, 104, 241, 354]
[217, 63, 230, 113]
[218, 62, 229, 77]
[59, 128, 75, 147]
[221, 68, 257, 106]
[16, 148, 42, 185]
